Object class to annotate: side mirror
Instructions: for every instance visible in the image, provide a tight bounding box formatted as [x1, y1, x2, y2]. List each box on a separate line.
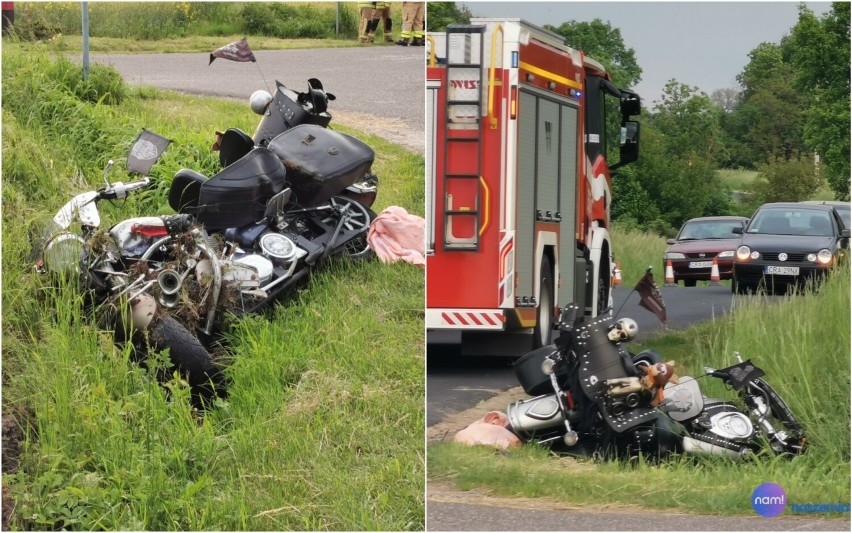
[617, 120, 640, 167]
[666, 239, 676, 245]
[841, 229, 850, 238]
[732, 226, 743, 235]
[620, 92, 641, 117]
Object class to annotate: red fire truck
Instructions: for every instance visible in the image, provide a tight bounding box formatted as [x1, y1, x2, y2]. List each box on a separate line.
[426, 18, 641, 354]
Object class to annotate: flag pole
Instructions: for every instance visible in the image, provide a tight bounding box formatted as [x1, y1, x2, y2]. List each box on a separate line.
[254, 61, 272, 95]
[612, 287, 637, 321]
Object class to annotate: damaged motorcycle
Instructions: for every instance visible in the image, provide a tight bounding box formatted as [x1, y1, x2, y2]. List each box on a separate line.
[506, 305, 806, 459]
[36, 79, 380, 405]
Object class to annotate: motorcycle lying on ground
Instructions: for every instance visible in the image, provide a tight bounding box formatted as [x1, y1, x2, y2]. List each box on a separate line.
[36, 79, 380, 406]
[506, 305, 806, 459]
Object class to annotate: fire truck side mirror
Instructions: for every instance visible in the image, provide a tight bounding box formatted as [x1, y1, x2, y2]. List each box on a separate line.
[620, 94, 641, 116]
[619, 120, 640, 166]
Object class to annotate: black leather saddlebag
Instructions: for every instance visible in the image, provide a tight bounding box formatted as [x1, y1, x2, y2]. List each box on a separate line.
[268, 124, 374, 207]
[195, 147, 287, 230]
[514, 345, 559, 396]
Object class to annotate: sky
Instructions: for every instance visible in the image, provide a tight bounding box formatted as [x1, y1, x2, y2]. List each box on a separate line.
[462, 1, 833, 106]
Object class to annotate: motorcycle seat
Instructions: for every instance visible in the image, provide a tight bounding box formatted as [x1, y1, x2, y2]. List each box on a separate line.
[219, 128, 254, 168]
[169, 168, 208, 213]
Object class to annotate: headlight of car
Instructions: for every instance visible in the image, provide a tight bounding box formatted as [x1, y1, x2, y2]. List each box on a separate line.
[665, 252, 686, 259]
[736, 246, 751, 261]
[718, 250, 734, 258]
[817, 249, 833, 264]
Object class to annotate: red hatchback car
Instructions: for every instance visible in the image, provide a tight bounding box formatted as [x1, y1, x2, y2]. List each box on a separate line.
[663, 216, 749, 286]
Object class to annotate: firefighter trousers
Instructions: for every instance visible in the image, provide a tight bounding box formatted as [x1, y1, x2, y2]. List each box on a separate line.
[400, 2, 424, 41]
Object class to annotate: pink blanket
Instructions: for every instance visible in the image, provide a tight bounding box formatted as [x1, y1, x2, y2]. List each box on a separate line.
[367, 206, 425, 267]
[454, 411, 522, 450]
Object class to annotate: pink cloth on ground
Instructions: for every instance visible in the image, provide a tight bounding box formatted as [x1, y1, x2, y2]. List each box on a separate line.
[453, 411, 522, 450]
[367, 206, 425, 267]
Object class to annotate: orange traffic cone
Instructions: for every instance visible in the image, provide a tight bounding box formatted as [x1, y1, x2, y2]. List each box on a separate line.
[709, 257, 721, 286]
[613, 262, 623, 286]
[664, 260, 677, 287]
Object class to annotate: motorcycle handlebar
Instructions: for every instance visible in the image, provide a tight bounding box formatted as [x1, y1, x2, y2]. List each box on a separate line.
[99, 177, 151, 200]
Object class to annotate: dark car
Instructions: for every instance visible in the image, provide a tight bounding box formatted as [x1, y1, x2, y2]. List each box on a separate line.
[663, 216, 749, 286]
[801, 200, 851, 230]
[732, 202, 850, 294]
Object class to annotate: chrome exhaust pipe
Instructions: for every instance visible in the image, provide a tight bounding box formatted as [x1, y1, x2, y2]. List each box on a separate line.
[157, 269, 182, 308]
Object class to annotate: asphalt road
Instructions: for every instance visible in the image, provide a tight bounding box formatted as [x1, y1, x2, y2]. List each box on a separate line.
[91, 46, 425, 153]
[427, 284, 782, 426]
[427, 501, 850, 531]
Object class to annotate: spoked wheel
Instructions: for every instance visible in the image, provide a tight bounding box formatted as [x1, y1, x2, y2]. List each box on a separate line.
[321, 195, 377, 260]
[747, 378, 806, 455]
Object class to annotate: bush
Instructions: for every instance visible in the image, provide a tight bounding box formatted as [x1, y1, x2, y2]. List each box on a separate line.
[752, 155, 826, 203]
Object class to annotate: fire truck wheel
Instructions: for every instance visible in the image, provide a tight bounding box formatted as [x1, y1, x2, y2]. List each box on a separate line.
[533, 256, 554, 349]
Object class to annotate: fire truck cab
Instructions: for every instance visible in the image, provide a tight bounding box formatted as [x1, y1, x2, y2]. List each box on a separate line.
[426, 18, 641, 354]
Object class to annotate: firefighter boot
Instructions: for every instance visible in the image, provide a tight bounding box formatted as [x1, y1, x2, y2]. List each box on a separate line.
[396, 38, 409, 46]
[411, 37, 424, 46]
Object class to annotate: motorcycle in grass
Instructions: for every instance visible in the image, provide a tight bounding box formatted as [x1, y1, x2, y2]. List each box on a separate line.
[36, 79, 380, 404]
[507, 305, 806, 459]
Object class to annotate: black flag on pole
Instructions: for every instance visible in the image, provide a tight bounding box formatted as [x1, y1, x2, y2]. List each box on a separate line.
[209, 38, 256, 65]
[127, 129, 171, 176]
[635, 268, 667, 324]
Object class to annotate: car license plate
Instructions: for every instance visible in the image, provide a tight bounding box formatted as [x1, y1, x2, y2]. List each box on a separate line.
[688, 261, 713, 269]
[765, 266, 800, 276]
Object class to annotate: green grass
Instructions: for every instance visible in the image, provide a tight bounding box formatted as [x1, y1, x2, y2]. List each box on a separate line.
[429, 262, 850, 517]
[610, 223, 668, 287]
[2, 46, 424, 530]
[9, 2, 373, 41]
[717, 169, 759, 191]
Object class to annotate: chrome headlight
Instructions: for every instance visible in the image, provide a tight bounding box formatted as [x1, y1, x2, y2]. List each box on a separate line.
[817, 249, 833, 264]
[665, 252, 686, 259]
[43, 232, 85, 274]
[718, 250, 735, 258]
[807, 253, 817, 262]
[736, 245, 751, 261]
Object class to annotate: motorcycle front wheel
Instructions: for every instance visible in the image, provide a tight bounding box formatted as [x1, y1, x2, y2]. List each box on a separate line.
[148, 315, 223, 406]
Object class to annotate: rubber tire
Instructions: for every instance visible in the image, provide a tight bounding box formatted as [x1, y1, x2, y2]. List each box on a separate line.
[328, 196, 377, 261]
[148, 316, 221, 406]
[683, 279, 697, 288]
[597, 252, 611, 316]
[532, 256, 554, 349]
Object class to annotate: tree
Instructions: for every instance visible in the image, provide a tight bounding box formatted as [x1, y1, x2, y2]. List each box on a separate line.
[711, 88, 740, 113]
[787, 3, 850, 200]
[426, 2, 471, 32]
[650, 80, 727, 165]
[544, 19, 642, 89]
[611, 84, 735, 234]
[752, 156, 826, 204]
[723, 40, 807, 169]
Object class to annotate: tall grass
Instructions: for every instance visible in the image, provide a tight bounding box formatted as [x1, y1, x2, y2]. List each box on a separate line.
[11, 2, 369, 41]
[2, 45, 424, 530]
[429, 263, 850, 516]
[610, 222, 668, 286]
